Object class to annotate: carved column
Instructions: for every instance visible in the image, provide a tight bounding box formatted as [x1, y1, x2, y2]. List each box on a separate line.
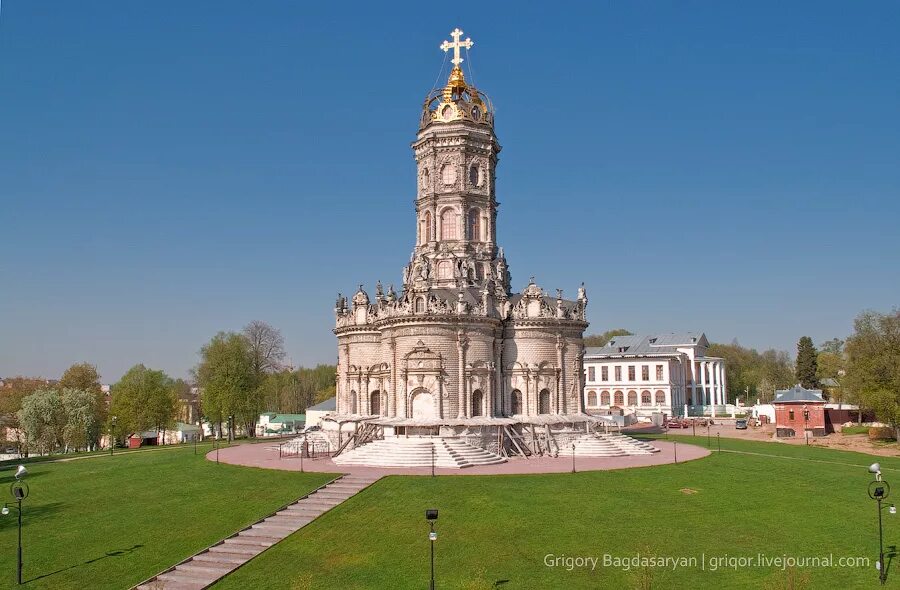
[437, 375, 444, 420]
[556, 335, 566, 414]
[402, 369, 409, 418]
[363, 374, 370, 416]
[493, 337, 502, 416]
[389, 338, 397, 417]
[457, 331, 468, 419]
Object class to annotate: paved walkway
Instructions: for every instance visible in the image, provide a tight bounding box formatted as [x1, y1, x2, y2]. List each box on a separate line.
[214, 439, 709, 477]
[134, 473, 380, 590]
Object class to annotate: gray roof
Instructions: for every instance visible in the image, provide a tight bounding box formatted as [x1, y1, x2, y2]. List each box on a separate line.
[585, 332, 708, 357]
[820, 378, 841, 388]
[307, 397, 336, 411]
[773, 385, 825, 403]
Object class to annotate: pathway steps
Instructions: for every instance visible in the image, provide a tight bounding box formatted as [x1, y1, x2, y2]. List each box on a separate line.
[134, 474, 380, 590]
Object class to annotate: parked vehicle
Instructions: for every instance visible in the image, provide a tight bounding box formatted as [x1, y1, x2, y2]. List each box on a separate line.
[667, 420, 683, 429]
[735, 419, 748, 430]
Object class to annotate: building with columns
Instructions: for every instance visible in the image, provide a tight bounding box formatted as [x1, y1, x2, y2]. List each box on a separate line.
[329, 30, 590, 452]
[583, 333, 728, 418]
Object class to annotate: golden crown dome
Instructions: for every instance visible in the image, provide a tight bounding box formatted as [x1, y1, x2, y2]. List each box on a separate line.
[420, 29, 494, 130]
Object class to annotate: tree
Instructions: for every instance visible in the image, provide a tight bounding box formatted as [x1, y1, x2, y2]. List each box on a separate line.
[18, 389, 66, 455]
[59, 362, 102, 394]
[795, 336, 819, 390]
[583, 329, 632, 348]
[845, 309, 900, 438]
[110, 365, 177, 439]
[243, 320, 286, 379]
[196, 332, 259, 439]
[259, 364, 337, 413]
[820, 338, 845, 355]
[59, 363, 106, 445]
[0, 377, 50, 453]
[61, 388, 100, 452]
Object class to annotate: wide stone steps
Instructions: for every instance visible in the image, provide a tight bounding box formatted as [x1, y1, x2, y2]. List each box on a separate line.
[558, 434, 661, 457]
[135, 474, 380, 590]
[333, 437, 506, 468]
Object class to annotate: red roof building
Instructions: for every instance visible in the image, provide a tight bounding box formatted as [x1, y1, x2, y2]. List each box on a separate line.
[773, 385, 826, 438]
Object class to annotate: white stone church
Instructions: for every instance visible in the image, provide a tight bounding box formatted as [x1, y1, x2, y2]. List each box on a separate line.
[320, 31, 660, 465]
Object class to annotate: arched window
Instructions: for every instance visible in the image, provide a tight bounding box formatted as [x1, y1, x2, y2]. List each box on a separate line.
[350, 390, 358, 414]
[469, 164, 481, 187]
[437, 260, 452, 280]
[467, 208, 481, 241]
[441, 163, 456, 185]
[415, 297, 425, 313]
[510, 389, 523, 415]
[422, 211, 433, 243]
[641, 390, 651, 406]
[587, 390, 597, 407]
[440, 208, 457, 240]
[614, 390, 624, 406]
[471, 390, 483, 417]
[538, 389, 551, 414]
[370, 391, 381, 415]
[627, 391, 637, 406]
[601, 391, 610, 406]
[655, 390, 666, 405]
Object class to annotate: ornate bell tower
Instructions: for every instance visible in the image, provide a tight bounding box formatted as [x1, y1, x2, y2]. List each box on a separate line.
[404, 29, 508, 296]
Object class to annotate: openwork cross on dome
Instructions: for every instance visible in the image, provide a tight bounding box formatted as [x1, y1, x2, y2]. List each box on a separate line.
[440, 28, 473, 67]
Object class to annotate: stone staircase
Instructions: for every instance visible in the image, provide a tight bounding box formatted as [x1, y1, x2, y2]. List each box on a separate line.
[333, 436, 506, 468]
[557, 434, 661, 457]
[134, 474, 380, 590]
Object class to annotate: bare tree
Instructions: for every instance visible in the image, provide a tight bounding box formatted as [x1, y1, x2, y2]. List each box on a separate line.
[242, 320, 286, 377]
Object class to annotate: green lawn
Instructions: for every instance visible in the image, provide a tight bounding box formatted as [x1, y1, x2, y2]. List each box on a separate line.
[0, 443, 334, 589]
[211, 437, 900, 590]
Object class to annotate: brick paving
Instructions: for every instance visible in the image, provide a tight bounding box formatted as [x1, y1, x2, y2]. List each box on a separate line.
[214, 438, 709, 477]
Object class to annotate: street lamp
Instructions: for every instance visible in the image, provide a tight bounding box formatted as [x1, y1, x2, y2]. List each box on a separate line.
[2, 465, 29, 585]
[431, 446, 435, 478]
[110, 416, 117, 456]
[803, 405, 810, 446]
[571, 443, 576, 473]
[868, 462, 894, 585]
[425, 509, 438, 590]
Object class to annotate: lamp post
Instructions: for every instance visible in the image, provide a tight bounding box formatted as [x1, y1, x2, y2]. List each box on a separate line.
[803, 405, 810, 446]
[109, 416, 117, 456]
[425, 509, 438, 590]
[431, 445, 435, 478]
[571, 443, 576, 473]
[2, 465, 28, 585]
[868, 463, 894, 585]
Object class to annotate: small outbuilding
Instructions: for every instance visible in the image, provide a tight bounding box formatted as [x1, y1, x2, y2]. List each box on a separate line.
[773, 385, 826, 438]
[305, 397, 336, 429]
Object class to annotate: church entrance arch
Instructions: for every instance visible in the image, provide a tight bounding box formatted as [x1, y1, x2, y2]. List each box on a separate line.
[410, 389, 436, 420]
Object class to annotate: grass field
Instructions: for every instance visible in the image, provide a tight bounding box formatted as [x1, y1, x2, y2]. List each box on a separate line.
[210, 436, 900, 590]
[0, 443, 334, 590]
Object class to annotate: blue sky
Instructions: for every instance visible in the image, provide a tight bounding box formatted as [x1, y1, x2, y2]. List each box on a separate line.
[2, 2, 898, 383]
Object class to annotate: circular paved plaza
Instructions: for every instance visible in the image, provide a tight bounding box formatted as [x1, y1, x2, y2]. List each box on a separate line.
[210, 439, 709, 477]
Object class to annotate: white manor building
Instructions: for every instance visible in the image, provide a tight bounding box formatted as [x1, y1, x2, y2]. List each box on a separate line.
[583, 333, 727, 418]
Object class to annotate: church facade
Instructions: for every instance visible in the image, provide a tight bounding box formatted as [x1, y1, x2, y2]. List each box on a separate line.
[332, 30, 589, 437]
